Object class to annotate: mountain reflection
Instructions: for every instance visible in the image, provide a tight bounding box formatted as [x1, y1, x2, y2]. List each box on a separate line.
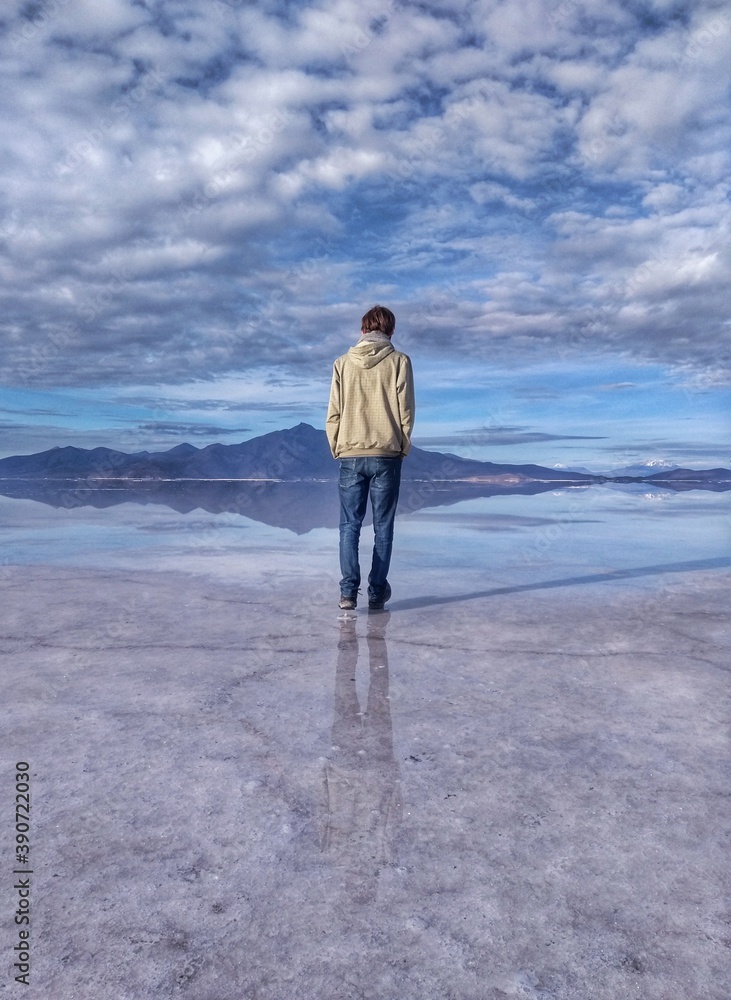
[1, 478, 726, 535]
[0, 479, 576, 535]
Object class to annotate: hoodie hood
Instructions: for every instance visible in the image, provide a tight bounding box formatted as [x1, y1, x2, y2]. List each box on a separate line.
[346, 338, 395, 370]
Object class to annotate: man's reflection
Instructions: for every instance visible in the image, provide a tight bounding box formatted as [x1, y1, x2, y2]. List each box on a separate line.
[320, 612, 402, 905]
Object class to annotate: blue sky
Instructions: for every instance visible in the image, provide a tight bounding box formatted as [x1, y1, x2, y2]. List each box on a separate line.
[1, 0, 729, 470]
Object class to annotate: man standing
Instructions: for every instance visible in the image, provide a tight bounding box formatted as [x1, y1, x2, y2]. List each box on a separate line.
[326, 305, 415, 611]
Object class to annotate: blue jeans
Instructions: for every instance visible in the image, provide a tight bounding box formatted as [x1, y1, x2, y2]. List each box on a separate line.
[338, 456, 402, 600]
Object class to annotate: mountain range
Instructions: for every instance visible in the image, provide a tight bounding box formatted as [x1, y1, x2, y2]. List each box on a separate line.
[0, 422, 729, 485]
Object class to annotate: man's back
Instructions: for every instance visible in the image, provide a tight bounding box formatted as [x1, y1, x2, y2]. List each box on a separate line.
[326, 336, 414, 460]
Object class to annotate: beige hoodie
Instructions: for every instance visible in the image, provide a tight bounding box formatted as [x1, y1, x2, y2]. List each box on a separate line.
[326, 337, 415, 459]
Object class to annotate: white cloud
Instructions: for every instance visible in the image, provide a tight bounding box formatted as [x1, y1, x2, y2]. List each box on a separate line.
[574, 9, 731, 179]
[469, 181, 535, 211]
[641, 182, 686, 210]
[0, 0, 728, 391]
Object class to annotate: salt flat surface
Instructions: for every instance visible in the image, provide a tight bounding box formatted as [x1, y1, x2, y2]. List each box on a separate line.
[4, 557, 730, 1000]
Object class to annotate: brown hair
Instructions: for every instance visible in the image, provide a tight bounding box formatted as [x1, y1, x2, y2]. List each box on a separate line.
[361, 305, 395, 337]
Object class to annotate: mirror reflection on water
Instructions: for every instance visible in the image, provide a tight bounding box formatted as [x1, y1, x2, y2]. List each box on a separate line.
[1, 480, 728, 597]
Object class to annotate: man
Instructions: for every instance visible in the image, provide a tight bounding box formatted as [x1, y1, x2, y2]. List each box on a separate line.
[326, 305, 415, 611]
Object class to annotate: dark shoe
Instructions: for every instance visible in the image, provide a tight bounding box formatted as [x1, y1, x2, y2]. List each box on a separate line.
[368, 582, 391, 610]
[339, 594, 357, 610]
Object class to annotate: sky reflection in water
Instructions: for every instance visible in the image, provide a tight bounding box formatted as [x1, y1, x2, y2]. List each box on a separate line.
[1, 484, 728, 599]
